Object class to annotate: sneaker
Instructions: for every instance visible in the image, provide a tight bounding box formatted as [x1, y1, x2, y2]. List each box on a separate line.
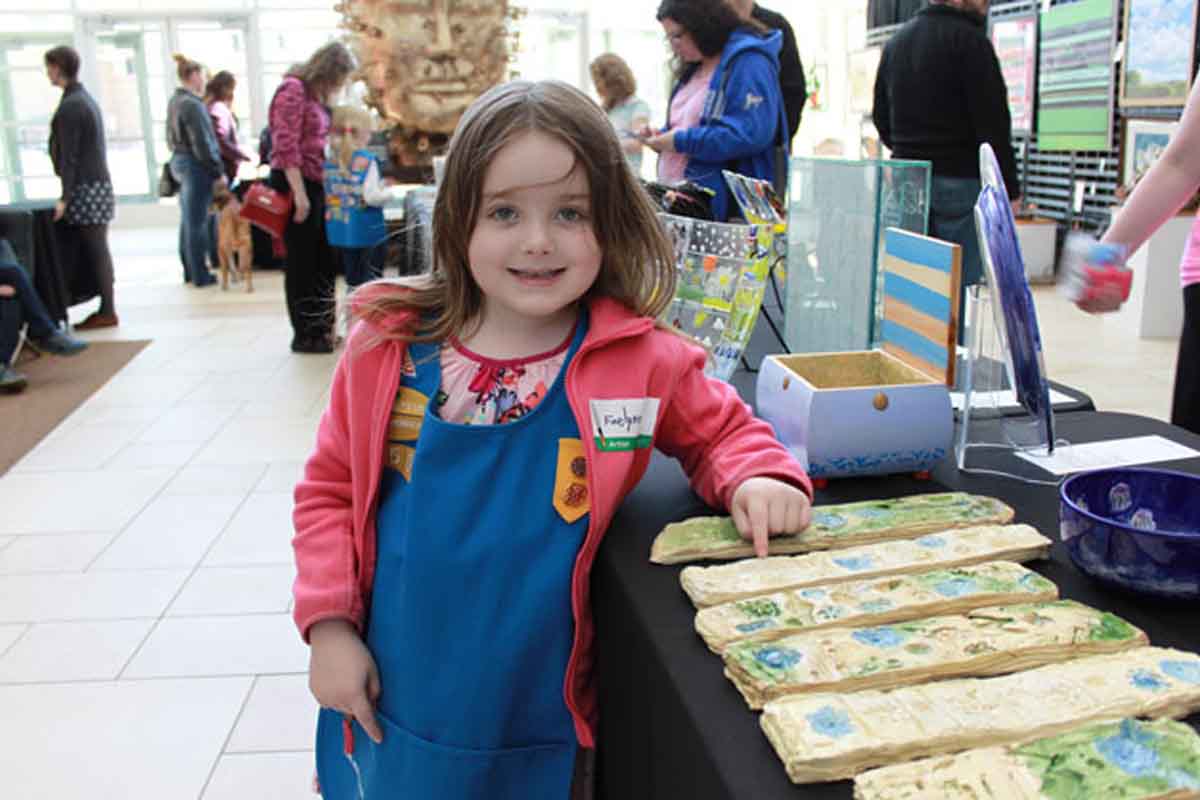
[0, 365, 27, 393]
[75, 311, 119, 330]
[30, 330, 89, 356]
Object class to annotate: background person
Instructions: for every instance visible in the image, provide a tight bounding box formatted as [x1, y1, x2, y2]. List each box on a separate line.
[204, 70, 254, 273]
[872, 0, 1018, 337]
[168, 53, 225, 288]
[725, 0, 807, 144]
[589, 53, 652, 174]
[323, 105, 389, 290]
[269, 42, 355, 354]
[44, 45, 119, 330]
[641, 0, 788, 221]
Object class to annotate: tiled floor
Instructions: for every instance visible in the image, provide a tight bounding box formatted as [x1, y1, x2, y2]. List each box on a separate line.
[0, 227, 1180, 797]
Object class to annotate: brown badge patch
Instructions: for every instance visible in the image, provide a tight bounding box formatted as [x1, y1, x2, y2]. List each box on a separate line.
[553, 438, 590, 524]
[389, 387, 428, 442]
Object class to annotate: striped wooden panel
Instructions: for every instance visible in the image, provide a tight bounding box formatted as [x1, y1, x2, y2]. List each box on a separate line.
[880, 227, 962, 386]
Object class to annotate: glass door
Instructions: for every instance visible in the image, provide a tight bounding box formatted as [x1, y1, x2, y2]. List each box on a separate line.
[511, 10, 590, 89]
[93, 24, 159, 199]
[171, 18, 254, 174]
[0, 33, 72, 204]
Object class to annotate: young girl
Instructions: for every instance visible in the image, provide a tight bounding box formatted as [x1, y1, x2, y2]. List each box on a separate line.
[324, 105, 390, 289]
[293, 79, 813, 800]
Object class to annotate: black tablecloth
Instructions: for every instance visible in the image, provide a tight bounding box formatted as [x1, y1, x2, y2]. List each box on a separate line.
[0, 201, 98, 324]
[593, 411, 1200, 799]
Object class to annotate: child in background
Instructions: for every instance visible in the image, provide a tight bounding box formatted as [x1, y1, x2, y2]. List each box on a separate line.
[323, 105, 389, 289]
[293, 80, 812, 800]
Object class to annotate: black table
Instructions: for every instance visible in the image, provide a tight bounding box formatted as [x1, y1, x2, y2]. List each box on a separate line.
[0, 201, 98, 324]
[593, 411, 1200, 798]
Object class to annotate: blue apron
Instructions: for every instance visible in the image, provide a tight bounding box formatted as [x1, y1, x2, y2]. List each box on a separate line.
[315, 317, 590, 799]
[324, 149, 386, 249]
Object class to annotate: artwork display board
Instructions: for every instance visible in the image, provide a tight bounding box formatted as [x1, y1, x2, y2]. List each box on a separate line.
[1120, 0, 1198, 109]
[847, 47, 881, 116]
[1121, 117, 1181, 187]
[1036, 0, 1117, 151]
[990, 13, 1038, 134]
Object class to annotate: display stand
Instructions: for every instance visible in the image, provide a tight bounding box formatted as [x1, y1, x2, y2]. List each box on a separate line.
[955, 286, 1056, 474]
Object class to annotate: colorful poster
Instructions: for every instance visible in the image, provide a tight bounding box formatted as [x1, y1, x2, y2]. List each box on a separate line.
[990, 15, 1037, 134]
[1037, 0, 1117, 151]
[1120, 0, 1198, 108]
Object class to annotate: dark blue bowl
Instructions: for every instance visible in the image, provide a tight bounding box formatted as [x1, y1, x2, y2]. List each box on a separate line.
[1060, 468, 1200, 599]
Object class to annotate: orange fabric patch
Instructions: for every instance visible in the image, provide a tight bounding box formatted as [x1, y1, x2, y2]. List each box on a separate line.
[388, 443, 416, 481]
[553, 438, 590, 524]
[389, 387, 428, 442]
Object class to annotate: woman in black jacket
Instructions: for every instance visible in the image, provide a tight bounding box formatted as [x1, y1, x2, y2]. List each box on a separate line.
[167, 53, 226, 288]
[45, 45, 119, 329]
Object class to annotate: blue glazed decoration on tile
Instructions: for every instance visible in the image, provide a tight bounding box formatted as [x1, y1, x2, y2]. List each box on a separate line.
[833, 556, 875, 572]
[860, 599, 893, 613]
[1060, 468, 1200, 599]
[933, 577, 978, 598]
[755, 647, 802, 671]
[814, 606, 846, 622]
[1096, 720, 1161, 778]
[851, 626, 908, 649]
[856, 509, 891, 519]
[1131, 669, 1169, 692]
[814, 513, 847, 529]
[807, 705, 854, 739]
[736, 619, 775, 634]
[801, 588, 827, 600]
[916, 535, 947, 548]
[1161, 660, 1200, 685]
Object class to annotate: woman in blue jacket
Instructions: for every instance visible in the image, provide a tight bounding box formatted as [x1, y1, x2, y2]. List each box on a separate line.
[642, 0, 788, 221]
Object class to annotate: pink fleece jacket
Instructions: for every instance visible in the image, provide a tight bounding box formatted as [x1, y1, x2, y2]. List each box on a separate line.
[292, 293, 812, 748]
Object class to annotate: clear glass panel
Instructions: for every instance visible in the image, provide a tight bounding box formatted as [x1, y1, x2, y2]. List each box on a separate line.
[175, 21, 252, 122]
[22, 175, 61, 200]
[95, 33, 154, 196]
[785, 157, 931, 353]
[0, 13, 74, 31]
[511, 12, 586, 88]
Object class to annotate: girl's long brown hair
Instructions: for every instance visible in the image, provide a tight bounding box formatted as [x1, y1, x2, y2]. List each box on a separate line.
[353, 80, 677, 345]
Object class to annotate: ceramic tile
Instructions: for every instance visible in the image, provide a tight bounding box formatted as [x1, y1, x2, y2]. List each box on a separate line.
[123, 614, 308, 678]
[0, 625, 27, 657]
[91, 494, 245, 570]
[193, 418, 323, 465]
[0, 533, 115, 574]
[201, 752, 316, 800]
[255, 461, 304, 493]
[106, 439, 207, 470]
[168, 566, 295, 617]
[0, 468, 173, 534]
[203, 493, 295, 566]
[0, 619, 155, 683]
[164, 463, 266, 496]
[87, 372, 210, 409]
[0, 535, 14, 552]
[0, 678, 251, 798]
[226, 674, 318, 753]
[136, 403, 242, 443]
[11, 421, 150, 472]
[0, 570, 189, 623]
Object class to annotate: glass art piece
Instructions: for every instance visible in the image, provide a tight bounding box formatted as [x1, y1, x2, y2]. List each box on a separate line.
[725, 600, 1146, 709]
[695, 561, 1056, 653]
[680, 523, 1051, 608]
[650, 492, 1013, 565]
[974, 142, 1055, 452]
[760, 646, 1200, 783]
[855, 717, 1200, 800]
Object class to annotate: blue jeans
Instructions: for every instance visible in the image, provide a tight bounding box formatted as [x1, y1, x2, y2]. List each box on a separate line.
[929, 175, 983, 343]
[171, 153, 218, 285]
[0, 242, 59, 364]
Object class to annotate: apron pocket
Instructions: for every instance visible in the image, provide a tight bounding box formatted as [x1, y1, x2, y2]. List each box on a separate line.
[316, 707, 577, 800]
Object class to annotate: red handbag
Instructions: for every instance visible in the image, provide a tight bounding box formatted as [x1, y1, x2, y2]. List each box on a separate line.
[238, 182, 293, 240]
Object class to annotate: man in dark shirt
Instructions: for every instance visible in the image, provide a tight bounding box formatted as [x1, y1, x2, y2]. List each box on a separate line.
[873, 0, 1019, 339]
[727, 0, 807, 143]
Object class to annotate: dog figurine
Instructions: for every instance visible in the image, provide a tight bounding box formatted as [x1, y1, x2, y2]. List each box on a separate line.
[213, 188, 254, 292]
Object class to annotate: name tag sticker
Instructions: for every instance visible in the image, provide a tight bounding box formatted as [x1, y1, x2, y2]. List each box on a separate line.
[589, 398, 659, 452]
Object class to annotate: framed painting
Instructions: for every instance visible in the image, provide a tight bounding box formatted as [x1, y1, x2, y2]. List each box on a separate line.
[1120, 0, 1198, 108]
[1121, 118, 1179, 187]
[848, 47, 881, 116]
[990, 13, 1038, 134]
[1037, 0, 1117, 151]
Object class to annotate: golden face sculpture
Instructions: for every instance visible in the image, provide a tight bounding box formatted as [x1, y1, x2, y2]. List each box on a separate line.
[342, 0, 513, 135]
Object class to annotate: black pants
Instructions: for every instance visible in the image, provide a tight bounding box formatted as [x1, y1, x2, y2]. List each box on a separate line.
[272, 171, 334, 343]
[1172, 283, 1200, 434]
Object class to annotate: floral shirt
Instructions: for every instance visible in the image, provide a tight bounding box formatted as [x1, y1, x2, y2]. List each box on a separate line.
[434, 329, 573, 425]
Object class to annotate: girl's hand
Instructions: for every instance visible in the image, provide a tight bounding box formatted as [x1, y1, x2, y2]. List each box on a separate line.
[308, 619, 383, 743]
[730, 477, 813, 558]
[643, 130, 677, 153]
[293, 189, 311, 224]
